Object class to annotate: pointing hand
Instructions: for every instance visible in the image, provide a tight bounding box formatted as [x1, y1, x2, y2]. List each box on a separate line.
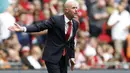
[8, 23, 24, 32]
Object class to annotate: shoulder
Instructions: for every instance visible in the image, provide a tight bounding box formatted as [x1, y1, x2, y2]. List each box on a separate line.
[49, 15, 64, 24]
[123, 10, 130, 14]
[51, 15, 64, 20]
[46, 15, 63, 23]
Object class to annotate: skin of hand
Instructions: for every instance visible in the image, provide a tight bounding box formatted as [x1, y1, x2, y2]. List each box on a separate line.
[70, 58, 75, 71]
[8, 23, 24, 32]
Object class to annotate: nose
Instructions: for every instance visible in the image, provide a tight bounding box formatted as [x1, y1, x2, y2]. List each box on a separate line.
[75, 8, 78, 13]
[75, 7, 78, 11]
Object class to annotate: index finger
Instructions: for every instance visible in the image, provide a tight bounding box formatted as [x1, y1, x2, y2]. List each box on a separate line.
[14, 23, 20, 27]
[14, 23, 19, 25]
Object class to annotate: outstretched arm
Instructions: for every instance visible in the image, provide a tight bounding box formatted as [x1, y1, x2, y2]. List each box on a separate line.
[8, 17, 55, 33]
[8, 23, 25, 32]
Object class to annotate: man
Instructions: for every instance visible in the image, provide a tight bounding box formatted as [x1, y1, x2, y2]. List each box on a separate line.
[107, 2, 130, 59]
[89, 0, 108, 37]
[0, 5, 15, 42]
[8, 0, 79, 73]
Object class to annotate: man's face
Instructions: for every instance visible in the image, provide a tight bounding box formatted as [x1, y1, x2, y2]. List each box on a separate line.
[66, 2, 78, 19]
[98, 0, 106, 8]
[118, 5, 124, 12]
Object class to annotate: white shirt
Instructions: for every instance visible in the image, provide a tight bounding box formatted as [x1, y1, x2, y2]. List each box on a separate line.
[64, 15, 73, 40]
[107, 9, 130, 40]
[64, 15, 75, 64]
[0, 12, 15, 42]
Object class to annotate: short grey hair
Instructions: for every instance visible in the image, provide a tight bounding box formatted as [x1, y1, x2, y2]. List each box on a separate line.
[64, 0, 79, 8]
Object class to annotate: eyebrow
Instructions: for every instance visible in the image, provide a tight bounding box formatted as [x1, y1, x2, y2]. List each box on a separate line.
[72, 7, 78, 9]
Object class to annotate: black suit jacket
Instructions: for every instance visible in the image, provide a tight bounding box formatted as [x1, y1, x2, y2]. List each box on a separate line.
[26, 15, 79, 63]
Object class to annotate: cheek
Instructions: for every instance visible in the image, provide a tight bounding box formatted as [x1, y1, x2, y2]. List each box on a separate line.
[70, 10, 75, 14]
[72, 10, 75, 13]
[68, 11, 73, 15]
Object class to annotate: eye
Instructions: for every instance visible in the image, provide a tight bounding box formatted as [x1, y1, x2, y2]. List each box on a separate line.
[72, 7, 77, 9]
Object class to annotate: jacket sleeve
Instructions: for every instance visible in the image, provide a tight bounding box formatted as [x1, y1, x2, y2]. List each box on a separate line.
[70, 21, 79, 58]
[26, 17, 55, 32]
[70, 37, 75, 58]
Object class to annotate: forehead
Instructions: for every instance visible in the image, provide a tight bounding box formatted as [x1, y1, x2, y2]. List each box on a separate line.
[72, 2, 78, 7]
[69, 2, 79, 9]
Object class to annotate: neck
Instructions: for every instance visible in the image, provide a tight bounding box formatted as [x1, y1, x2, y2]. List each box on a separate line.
[65, 13, 72, 20]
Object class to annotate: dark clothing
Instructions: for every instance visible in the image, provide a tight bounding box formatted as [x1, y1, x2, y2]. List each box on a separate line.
[45, 56, 68, 73]
[89, 3, 107, 37]
[126, 0, 130, 13]
[89, 4, 107, 28]
[26, 15, 78, 73]
[89, 24, 102, 37]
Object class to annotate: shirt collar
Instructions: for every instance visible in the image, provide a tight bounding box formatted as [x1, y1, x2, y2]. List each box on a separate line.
[64, 15, 71, 24]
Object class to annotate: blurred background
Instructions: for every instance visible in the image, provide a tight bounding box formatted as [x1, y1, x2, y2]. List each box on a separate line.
[1, 0, 130, 71]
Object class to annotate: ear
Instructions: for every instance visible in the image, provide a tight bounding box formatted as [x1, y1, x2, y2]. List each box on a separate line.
[64, 8, 68, 12]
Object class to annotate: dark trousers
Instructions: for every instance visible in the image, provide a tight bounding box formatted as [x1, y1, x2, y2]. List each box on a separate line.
[45, 56, 67, 73]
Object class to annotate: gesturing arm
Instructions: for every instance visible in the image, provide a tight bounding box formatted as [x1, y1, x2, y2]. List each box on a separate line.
[8, 17, 55, 33]
[26, 18, 55, 32]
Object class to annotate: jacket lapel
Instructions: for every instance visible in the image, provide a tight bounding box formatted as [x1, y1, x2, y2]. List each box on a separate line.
[71, 19, 76, 39]
[59, 15, 77, 41]
[59, 15, 66, 41]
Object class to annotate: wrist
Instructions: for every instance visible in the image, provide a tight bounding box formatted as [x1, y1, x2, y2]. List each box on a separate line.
[21, 27, 27, 32]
